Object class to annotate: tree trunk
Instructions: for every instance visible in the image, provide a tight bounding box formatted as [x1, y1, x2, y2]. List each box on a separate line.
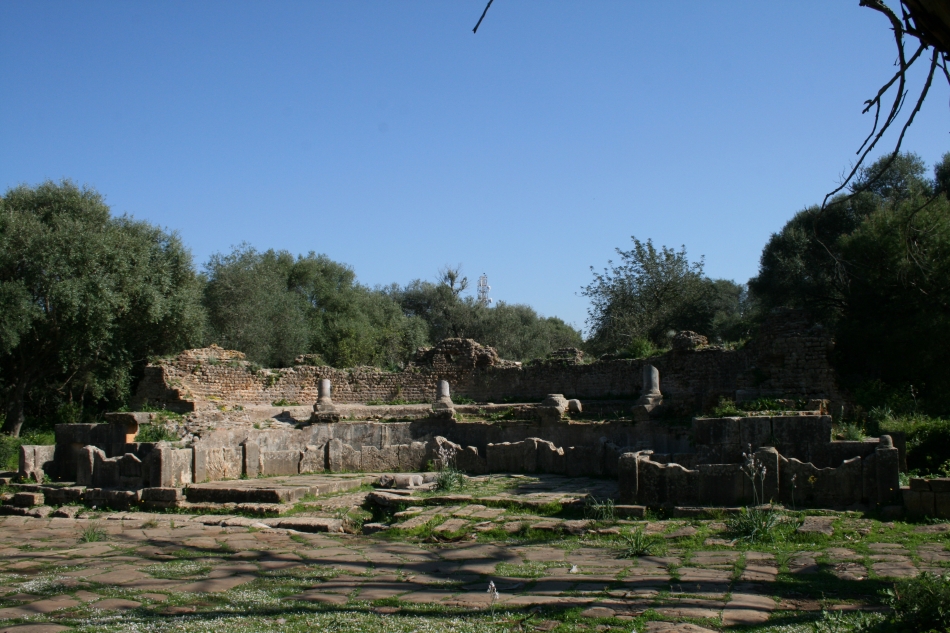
[1, 382, 26, 437]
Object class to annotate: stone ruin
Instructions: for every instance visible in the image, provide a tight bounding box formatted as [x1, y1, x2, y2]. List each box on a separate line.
[7, 307, 943, 520]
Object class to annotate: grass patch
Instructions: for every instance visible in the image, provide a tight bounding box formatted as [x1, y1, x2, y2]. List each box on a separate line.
[144, 560, 213, 579]
[79, 522, 107, 543]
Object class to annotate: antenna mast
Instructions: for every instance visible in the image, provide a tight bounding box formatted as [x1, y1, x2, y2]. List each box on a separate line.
[477, 273, 492, 307]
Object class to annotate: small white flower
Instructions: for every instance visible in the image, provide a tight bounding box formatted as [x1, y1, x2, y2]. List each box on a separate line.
[569, 564, 579, 574]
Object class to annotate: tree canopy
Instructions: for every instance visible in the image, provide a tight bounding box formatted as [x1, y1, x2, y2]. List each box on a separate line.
[582, 237, 754, 355]
[750, 151, 950, 412]
[0, 181, 204, 436]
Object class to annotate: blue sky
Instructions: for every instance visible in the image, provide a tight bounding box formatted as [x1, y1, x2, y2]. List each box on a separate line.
[2, 1, 948, 334]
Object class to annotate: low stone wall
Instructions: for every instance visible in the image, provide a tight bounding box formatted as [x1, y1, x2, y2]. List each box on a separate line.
[904, 478, 950, 519]
[618, 436, 901, 509]
[131, 309, 841, 414]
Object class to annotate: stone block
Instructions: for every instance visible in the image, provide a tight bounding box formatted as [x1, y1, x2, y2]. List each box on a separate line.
[740, 417, 772, 449]
[862, 451, 878, 503]
[149, 447, 193, 488]
[909, 478, 932, 491]
[537, 439, 565, 474]
[698, 463, 744, 506]
[665, 463, 699, 505]
[618, 452, 639, 504]
[486, 442, 520, 472]
[876, 440, 901, 506]
[43, 487, 83, 505]
[772, 415, 832, 446]
[299, 444, 324, 473]
[12, 492, 44, 507]
[928, 478, 950, 493]
[636, 458, 664, 506]
[935, 493, 950, 519]
[693, 417, 741, 446]
[455, 445, 484, 473]
[341, 443, 362, 472]
[142, 487, 183, 502]
[261, 450, 302, 476]
[327, 439, 343, 473]
[194, 447, 242, 482]
[76, 445, 100, 486]
[243, 441, 261, 478]
[117, 453, 144, 488]
[564, 445, 602, 477]
[905, 490, 936, 519]
[398, 441, 428, 472]
[18, 445, 56, 482]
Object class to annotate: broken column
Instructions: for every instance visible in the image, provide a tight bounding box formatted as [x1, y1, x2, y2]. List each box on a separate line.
[876, 435, 901, 506]
[310, 378, 341, 423]
[430, 380, 455, 419]
[632, 364, 664, 421]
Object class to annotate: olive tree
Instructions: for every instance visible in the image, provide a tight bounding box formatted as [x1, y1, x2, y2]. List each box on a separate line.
[0, 181, 204, 437]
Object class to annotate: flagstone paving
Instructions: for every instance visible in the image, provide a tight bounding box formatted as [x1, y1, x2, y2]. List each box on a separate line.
[0, 474, 948, 631]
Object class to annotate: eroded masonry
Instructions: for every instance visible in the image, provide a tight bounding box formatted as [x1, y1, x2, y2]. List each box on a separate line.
[9, 308, 947, 521]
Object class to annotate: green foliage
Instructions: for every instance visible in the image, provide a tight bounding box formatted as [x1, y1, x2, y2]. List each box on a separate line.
[882, 572, 950, 632]
[738, 397, 786, 412]
[392, 277, 583, 362]
[203, 246, 428, 369]
[271, 399, 301, 407]
[584, 496, 616, 522]
[582, 236, 755, 354]
[618, 527, 664, 558]
[0, 428, 55, 471]
[79, 522, 107, 543]
[712, 397, 744, 417]
[0, 180, 205, 436]
[726, 507, 782, 544]
[835, 422, 866, 441]
[750, 151, 950, 414]
[878, 412, 950, 476]
[134, 423, 178, 443]
[625, 337, 661, 359]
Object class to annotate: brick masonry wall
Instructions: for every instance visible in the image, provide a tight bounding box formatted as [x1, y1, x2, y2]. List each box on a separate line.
[131, 309, 840, 412]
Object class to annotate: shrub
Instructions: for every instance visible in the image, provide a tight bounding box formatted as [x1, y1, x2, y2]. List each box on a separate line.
[835, 422, 866, 441]
[882, 572, 950, 632]
[711, 397, 744, 417]
[134, 424, 178, 443]
[878, 413, 950, 476]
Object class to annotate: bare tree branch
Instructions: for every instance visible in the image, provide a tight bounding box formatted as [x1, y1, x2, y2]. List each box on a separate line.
[473, 0, 495, 34]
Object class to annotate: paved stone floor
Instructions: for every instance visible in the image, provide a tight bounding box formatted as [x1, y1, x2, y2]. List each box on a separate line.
[0, 477, 949, 632]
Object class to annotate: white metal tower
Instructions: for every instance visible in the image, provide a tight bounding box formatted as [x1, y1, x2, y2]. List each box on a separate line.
[477, 273, 492, 306]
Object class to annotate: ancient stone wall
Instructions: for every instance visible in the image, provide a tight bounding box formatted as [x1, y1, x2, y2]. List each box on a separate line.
[904, 478, 950, 519]
[619, 435, 901, 509]
[131, 309, 841, 413]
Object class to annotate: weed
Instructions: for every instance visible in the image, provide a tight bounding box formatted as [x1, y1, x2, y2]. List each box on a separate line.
[271, 399, 300, 407]
[726, 507, 782, 544]
[584, 496, 616, 522]
[711, 397, 744, 417]
[80, 522, 107, 543]
[618, 527, 664, 557]
[135, 423, 178, 443]
[882, 571, 950, 631]
[434, 445, 465, 492]
[835, 422, 866, 441]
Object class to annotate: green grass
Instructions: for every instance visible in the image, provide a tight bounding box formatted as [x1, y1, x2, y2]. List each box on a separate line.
[79, 522, 107, 543]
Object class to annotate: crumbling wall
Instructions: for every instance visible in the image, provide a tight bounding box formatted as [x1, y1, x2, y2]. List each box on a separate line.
[618, 435, 901, 509]
[131, 309, 840, 413]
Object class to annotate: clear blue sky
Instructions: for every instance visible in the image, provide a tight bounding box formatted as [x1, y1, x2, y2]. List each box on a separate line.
[2, 1, 947, 334]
